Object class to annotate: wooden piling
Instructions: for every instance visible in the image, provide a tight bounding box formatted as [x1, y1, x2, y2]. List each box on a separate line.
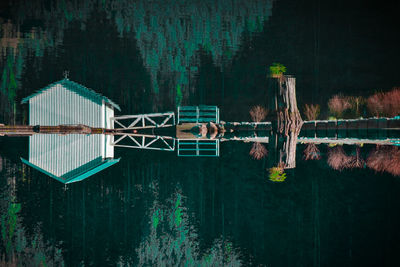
[267, 75, 303, 169]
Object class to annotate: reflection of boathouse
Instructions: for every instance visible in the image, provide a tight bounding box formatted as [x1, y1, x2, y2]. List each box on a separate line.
[20, 79, 120, 184]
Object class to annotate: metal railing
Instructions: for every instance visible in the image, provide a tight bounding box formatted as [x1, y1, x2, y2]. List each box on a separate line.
[177, 106, 219, 124]
[177, 139, 220, 157]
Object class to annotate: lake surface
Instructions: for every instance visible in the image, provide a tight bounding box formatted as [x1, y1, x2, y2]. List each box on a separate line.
[1, 0, 400, 266]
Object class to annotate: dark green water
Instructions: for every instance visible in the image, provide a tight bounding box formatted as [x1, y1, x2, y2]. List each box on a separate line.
[1, 0, 400, 266]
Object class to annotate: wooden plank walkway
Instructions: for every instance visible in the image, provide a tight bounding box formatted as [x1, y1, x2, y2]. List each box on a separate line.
[0, 124, 104, 136]
[302, 118, 400, 131]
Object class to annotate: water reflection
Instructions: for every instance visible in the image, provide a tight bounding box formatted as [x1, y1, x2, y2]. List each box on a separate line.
[0, 157, 64, 266]
[2, 129, 400, 265]
[302, 143, 321, 160]
[302, 143, 400, 177]
[1, 167, 242, 266]
[137, 186, 241, 266]
[1, 0, 400, 266]
[22, 134, 119, 184]
[366, 146, 400, 176]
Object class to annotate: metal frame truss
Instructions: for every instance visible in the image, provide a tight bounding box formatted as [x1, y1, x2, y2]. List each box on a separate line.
[111, 134, 175, 151]
[111, 112, 175, 130]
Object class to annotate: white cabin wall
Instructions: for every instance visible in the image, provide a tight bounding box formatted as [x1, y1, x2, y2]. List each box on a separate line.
[105, 105, 114, 129]
[29, 84, 103, 127]
[105, 105, 114, 158]
[101, 102, 106, 158]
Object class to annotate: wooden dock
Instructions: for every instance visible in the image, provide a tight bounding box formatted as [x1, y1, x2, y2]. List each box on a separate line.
[0, 124, 106, 136]
[301, 118, 400, 132]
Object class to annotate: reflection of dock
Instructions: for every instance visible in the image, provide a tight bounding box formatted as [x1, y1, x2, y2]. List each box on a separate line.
[298, 137, 400, 146]
[299, 118, 400, 145]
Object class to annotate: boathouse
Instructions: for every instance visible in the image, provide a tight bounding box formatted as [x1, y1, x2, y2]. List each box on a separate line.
[20, 78, 121, 184]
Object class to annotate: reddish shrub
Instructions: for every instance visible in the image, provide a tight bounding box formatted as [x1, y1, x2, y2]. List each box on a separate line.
[249, 142, 268, 160]
[367, 93, 385, 117]
[367, 87, 400, 117]
[303, 104, 320, 121]
[328, 95, 351, 118]
[347, 96, 365, 117]
[249, 106, 268, 122]
[383, 87, 400, 117]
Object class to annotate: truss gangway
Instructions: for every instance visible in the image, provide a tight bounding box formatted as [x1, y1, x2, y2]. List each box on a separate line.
[109, 112, 176, 151]
[107, 106, 223, 156]
[112, 112, 175, 130]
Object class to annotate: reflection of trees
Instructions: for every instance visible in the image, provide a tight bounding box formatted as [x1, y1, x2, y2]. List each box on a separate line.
[305, 144, 400, 177]
[347, 147, 365, 169]
[322, 144, 400, 176]
[303, 144, 321, 161]
[11, 148, 247, 266]
[249, 142, 268, 160]
[367, 146, 400, 176]
[327, 145, 366, 171]
[8, 142, 266, 265]
[327, 146, 352, 171]
[6, 140, 400, 265]
[0, 156, 64, 266]
[135, 187, 241, 266]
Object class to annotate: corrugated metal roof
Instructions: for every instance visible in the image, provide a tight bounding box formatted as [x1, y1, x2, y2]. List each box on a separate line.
[21, 78, 121, 111]
[21, 157, 120, 184]
[66, 158, 120, 183]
